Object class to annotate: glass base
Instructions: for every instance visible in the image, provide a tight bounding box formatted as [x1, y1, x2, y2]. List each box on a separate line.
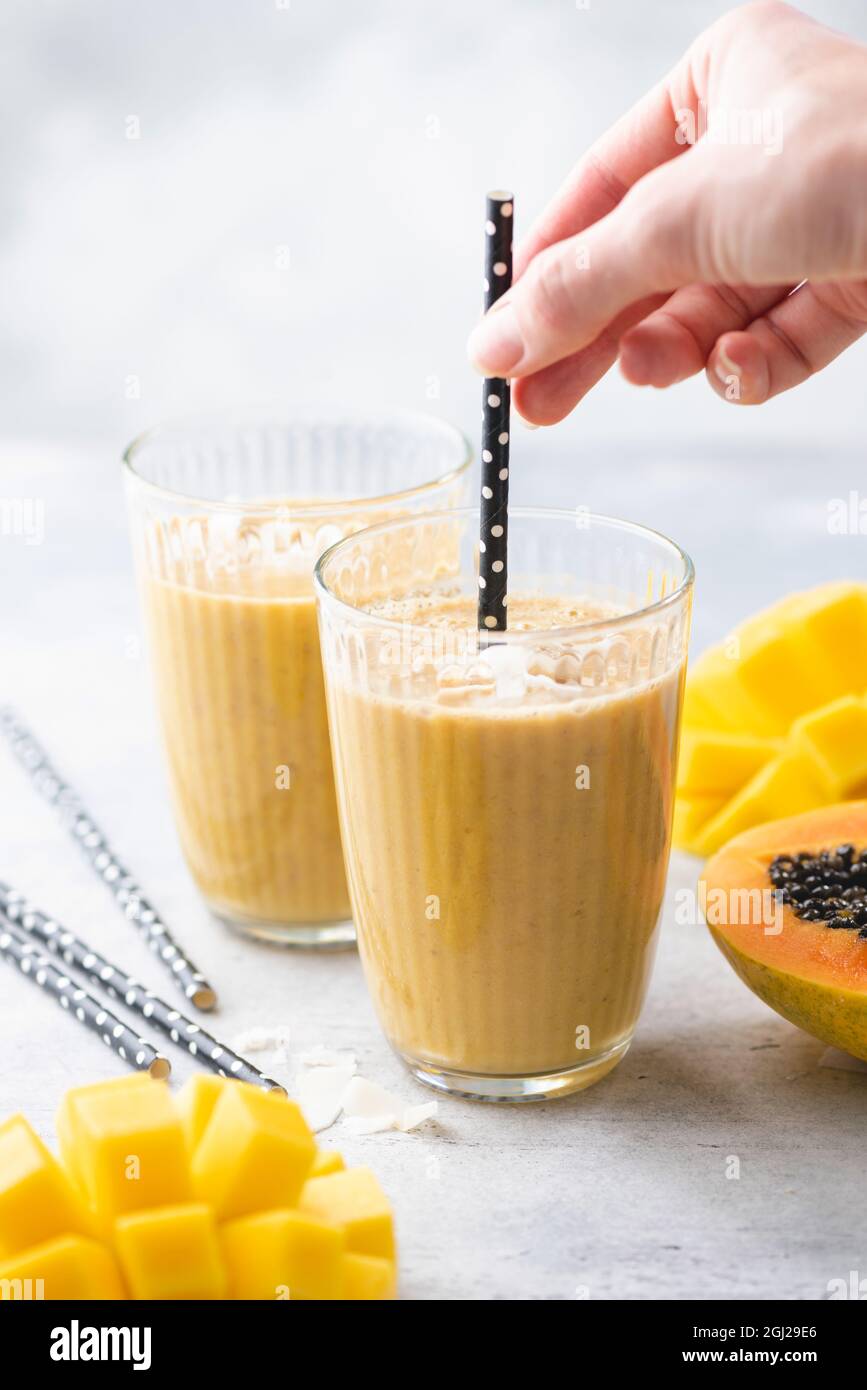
[402, 1038, 631, 1103]
[213, 907, 356, 950]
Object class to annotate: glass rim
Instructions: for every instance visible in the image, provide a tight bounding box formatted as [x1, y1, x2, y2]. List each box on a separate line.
[121, 407, 474, 516]
[314, 505, 695, 643]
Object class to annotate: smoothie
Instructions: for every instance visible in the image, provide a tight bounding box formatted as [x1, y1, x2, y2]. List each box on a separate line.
[144, 559, 349, 929]
[323, 593, 682, 1085]
[123, 411, 472, 946]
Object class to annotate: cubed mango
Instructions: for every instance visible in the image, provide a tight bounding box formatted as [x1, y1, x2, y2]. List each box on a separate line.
[310, 1149, 345, 1178]
[0, 1115, 93, 1260]
[176, 1074, 229, 1153]
[221, 1208, 345, 1300]
[56, 1073, 156, 1192]
[694, 750, 829, 858]
[796, 581, 867, 698]
[732, 614, 837, 733]
[790, 695, 867, 799]
[672, 795, 726, 853]
[191, 1084, 314, 1221]
[299, 1167, 395, 1261]
[677, 730, 780, 798]
[114, 1203, 226, 1300]
[0, 1234, 125, 1300]
[340, 1252, 396, 1300]
[58, 1076, 191, 1230]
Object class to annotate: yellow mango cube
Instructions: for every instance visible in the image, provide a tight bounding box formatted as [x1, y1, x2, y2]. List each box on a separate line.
[114, 1203, 226, 1300]
[791, 695, 867, 798]
[191, 1084, 315, 1221]
[340, 1252, 396, 1300]
[677, 730, 779, 798]
[694, 751, 829, 858]
[221, 1208, 345, 1300]
[672, 795, 725, 853]
[58, 1076, 191, 1230]
[300, 1167, 395, 1261]
[57, 1074, 155, 1191]
[684, 647, 780, 738]
[682, 672, 728, 732]
[731, 615, 835, 734]
[176, 1074, 229, 1153]
[0, 1234, 125, 1300]
[310, 1149, 345, 1178]
[796, 581, 867, 698]
[0, 1115, 93, 1260]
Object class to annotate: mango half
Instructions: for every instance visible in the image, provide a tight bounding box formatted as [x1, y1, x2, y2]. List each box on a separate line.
[701, 803, 867, 1059]
[675, 582, 867, 856]
[0, 1075, 396, 1300]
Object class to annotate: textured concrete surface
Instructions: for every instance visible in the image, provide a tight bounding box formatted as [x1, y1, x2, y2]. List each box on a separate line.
[2, 437, 866, 1300]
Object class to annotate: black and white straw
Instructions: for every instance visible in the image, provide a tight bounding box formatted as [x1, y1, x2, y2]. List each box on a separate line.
[0, 885, 286, 1095]
[478, 190, 514, 633]
[0, 919, 170, 1078]
[0, 708, 217, 1010]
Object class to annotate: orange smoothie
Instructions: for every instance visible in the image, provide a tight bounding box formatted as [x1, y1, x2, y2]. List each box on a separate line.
[325, 594, 682, 1084]
[144, 565, 348, 929]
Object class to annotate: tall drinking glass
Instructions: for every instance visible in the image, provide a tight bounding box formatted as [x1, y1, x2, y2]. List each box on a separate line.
[316, 508, 693, 1098]
[124, 411, 471, 948]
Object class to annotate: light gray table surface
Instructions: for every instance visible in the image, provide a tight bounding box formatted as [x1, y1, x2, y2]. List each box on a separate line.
[1, 433, 865, 1302]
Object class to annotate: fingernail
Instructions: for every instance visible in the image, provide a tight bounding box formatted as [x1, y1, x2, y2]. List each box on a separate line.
[714, 347, 740, 385]
[514, 409, 540, 430]
[466, 304, 525, 376]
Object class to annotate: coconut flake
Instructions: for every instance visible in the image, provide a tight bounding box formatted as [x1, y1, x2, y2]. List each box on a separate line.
[398, 1101, 439, 1131]
[296, 1067, 355, 1132]
[340, 1076, 438, 1134]
[231, 1025, 292, 1054]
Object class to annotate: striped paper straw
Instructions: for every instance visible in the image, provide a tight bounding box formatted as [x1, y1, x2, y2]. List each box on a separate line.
[0, 919, 170, 1077]
[0, 884, 286, 1095]
[0, 707, 217, 1010]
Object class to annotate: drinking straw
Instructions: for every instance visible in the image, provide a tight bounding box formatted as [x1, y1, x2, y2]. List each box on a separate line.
[0, 707, 217, 1011]
[0, 918, 170, 1079]
[0, 884, 286, 1095]
[477, 190, 514, 633]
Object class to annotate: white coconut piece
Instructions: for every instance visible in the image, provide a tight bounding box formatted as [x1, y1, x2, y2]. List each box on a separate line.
[230, 1025, 292, 1054]
[296, 1063, 356, 1133]
[398, 1101, 439, 1131]
[340, 1076, 438, 1134]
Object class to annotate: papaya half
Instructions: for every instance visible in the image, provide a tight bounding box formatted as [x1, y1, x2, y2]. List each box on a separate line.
[701, 802, 867, 1059]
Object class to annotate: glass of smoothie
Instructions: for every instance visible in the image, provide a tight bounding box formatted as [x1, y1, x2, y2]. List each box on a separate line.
[315, 508, 693, 1099]
[123, 411, 471, 948]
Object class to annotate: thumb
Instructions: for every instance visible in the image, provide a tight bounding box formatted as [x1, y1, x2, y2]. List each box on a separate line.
[466, 148, 715, 380]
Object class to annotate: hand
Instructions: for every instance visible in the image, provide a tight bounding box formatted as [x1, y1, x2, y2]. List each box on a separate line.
[466, 1, 867, 423]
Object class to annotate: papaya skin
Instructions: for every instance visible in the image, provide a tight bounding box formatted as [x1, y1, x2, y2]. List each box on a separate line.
[701, 802, 867, 1060]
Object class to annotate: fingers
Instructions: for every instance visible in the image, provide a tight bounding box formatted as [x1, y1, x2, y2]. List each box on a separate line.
[512, 295, 666, 425]
[706, 280, 867, 404]
[514, 77, 690, 279]
[619, 282, 793, 388]
[467, 147, 712, 380]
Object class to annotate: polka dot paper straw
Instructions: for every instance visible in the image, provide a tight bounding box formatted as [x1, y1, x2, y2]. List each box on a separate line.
[478, 190, 514, 634]
[0, 884, 286, 1095]
[0, 707, 217, 1011]
[0, 918, 170, 1079]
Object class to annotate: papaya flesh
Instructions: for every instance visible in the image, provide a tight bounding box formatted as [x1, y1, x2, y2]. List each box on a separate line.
[701, 803, 867, 1060]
